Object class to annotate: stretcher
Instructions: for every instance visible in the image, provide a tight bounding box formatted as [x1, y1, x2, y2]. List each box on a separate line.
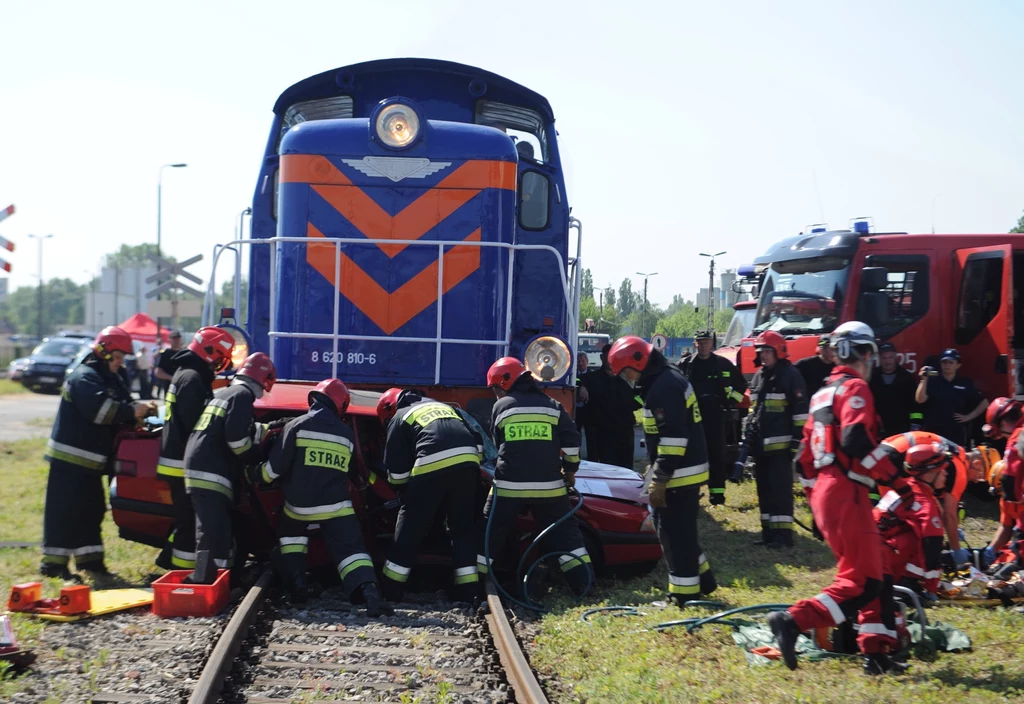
[7, 582, 154, 622]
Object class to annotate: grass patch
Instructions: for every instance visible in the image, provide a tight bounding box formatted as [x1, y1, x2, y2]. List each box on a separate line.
[0, 438, 158, 701]
[530, 481, 1024, 703]
[0, 379, 28, 396]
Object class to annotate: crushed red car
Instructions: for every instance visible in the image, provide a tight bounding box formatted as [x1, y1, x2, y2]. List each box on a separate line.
[110, 385, 662, 574]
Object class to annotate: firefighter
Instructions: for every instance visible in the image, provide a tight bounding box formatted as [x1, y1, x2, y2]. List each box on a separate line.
[582, 344, 640, 469]
[875, 443, 948, 598]
[183, 352, 276, 584]
[609, 336, 717, 604]
[794, 336, 835, 397]
[742, 331, 808, 547]
[155, 327, 236, 571]
[770, 321, 908, 675]
[376, 387, 483, 603]
[479, 357, 593, 595]
[248, 379, 391, 614]
[981, 398, 1024, 562]
[677, 329, 746, 506]
[40, 327, 152, 579]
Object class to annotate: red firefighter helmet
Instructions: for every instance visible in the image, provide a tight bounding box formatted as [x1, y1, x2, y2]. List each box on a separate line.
[377, 387, 403, 424]
[94, 326, 134, 360]
[607, 336, 653, 376]
[753, 330, 788, 360]
[985, 397, 1022, 432]
[904, 442, 951, 476]
[189, 326, 236, 372]
[237, 352, 277, 392]
[309, 378, 350, 416]
[487, 357, 528, 391]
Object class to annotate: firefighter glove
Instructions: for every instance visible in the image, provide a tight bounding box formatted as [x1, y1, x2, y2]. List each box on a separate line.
[562, 469, 576, 488]
[648, 480, 668, 508]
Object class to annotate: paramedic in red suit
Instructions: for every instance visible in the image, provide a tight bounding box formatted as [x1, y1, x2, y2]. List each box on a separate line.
[769, 321, 909, 676]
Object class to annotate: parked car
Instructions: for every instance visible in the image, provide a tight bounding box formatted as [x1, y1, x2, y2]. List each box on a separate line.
[7, 357, 29, 381]
[19, 337, 92, 394]
[110, 385, 661, 577]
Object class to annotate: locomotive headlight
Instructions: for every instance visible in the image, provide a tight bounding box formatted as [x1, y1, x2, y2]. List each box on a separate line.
[215, 324, 252, 376]
[375, 103, 419, 148]
[524, 336, 571, 383]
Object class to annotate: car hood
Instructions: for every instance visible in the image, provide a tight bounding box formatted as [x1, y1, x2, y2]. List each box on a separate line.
[574, 460, 646, 502]
[30, 355, 75, 366]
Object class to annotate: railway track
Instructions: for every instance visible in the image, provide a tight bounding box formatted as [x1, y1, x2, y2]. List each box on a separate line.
[188, 569, 548, 704]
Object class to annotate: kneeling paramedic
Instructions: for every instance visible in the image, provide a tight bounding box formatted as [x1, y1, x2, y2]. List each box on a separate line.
[377, 388, 483, 602]
[770, 321, 908, 676]
[41, 327, 152, 579]
[874, 443, 947, 598]
[183, 352, 276, 583]
[155, 327, 235, 571]
[742, 331, 808, 547]
[479, 357, 593, 595]
[981, 398, 1024, 563]
[250, 379, 391, 614]
[609, 336, 717, 604]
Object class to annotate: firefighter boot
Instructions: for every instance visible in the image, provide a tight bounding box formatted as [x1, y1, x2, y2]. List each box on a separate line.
[709, 491, 726, 507]
[768, 611, 800, 671]
[700, 570, 718, 597]
[360, 582, 394, 618]
[40, 563, 82, 583]
[863, 654, 910, 676]
[753, 528, 775, 547]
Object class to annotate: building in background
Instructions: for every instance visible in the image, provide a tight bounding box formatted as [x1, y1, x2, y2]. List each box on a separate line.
[84, 265, 157, 331]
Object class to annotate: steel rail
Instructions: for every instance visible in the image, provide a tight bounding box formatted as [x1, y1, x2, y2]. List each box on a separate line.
[485, 582, 550, 704]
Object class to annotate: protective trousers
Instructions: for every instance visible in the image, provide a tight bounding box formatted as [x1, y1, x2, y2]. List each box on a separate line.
[884, 530, 939, 595]
[191, 490, 234, 570]
[381, 464, 479, 601]
[754, 452, 795, 545]
[701, 404, 727, 503]
[789, 468, 897, 655]
[41, 461, 106, 570]
[653, 484, 715, 598]
[275, 513, 376, 598]
[156, 477, 197, 569]
[595, 428, 636, 470]
[479, 493, 593, 595]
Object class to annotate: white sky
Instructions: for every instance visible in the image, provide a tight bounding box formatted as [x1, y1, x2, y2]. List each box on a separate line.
[1, 0, 1022, 308]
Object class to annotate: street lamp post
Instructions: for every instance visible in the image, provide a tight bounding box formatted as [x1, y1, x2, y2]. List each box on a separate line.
[27, 234, 54, 340]
[699, 251, 727, 341]
[636, 271, 658, 339]
[156, 163, 188, 342]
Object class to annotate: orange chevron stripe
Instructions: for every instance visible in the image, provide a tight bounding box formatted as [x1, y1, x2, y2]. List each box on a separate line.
[306, 223, 482, 334]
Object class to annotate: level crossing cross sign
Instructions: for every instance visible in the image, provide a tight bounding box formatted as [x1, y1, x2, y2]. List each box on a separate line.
[145, 253, 205, 300]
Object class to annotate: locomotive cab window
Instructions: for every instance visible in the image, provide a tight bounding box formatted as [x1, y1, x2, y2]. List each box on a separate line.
[862, 254, 930, 339]
[519, 171, 549, 229]
[956, 252, 1004, 345]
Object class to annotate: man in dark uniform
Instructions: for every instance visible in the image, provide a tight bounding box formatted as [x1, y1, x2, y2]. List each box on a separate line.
[155, 327, 235, 571]
[183, 352, 275, 583]
[609, 335, 717, 604]
[794, 336, 835, 398]
[915, 348, 988, 447]
[582, 344, 641, 468]
[376, 388, 484, 602]
[869, 342, 922, 436]
[41, 327, 151, 579]
[742, 331, 808, 548]
[478, 357, 593, 594]
[251, 379, 391, 614]
[677, 330, 747, 506]
[153, 331, 184, 398]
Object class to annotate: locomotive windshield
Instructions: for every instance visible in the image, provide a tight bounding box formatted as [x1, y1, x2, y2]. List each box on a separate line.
[753, 257, 850, 335]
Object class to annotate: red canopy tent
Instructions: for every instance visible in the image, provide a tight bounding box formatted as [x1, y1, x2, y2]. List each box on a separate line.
[117, 313, 173, 345]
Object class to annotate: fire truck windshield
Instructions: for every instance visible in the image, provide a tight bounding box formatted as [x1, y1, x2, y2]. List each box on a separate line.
[753, 257, 850, 335]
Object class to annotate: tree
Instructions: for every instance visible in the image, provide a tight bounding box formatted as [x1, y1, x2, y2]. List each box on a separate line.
[1011, 211, 1024, 234]
[602, 286, 616, 311]
[714, 307, 735, 331]
[618, 278, 636, 316]
[581, 268, 594, 300]
[103, 243, 168, 269]
[0, 278, 85, 334]
[215, 276, 249, 323]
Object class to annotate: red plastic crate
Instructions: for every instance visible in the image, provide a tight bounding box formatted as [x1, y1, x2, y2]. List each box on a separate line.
[151, 570, 230, 618]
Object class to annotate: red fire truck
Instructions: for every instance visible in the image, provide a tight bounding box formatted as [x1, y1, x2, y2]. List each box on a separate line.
[739, 222, 1022, 402]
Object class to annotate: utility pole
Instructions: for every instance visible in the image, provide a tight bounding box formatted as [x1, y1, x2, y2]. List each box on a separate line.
[27, 234, 53, 339]
[699, 251, 727, 342]
[636, 271, 658, 339]
[598, 290, 603, 333]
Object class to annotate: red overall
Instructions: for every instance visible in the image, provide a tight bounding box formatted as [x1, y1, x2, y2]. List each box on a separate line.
[875, 481, 944, 596]
[790, 367, 905, 655]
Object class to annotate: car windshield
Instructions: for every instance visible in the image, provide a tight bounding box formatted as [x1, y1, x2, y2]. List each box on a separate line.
[722, 307, 756, 347]
[753, 257, 850, 335]
[577, 335, 610, 354]
[33, 340, 86, 357]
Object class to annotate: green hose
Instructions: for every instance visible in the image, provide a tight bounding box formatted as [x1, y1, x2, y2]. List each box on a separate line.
[656, 603, 792, 633]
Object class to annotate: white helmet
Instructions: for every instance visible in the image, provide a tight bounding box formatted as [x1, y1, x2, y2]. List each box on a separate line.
[831, 321, 878, 362]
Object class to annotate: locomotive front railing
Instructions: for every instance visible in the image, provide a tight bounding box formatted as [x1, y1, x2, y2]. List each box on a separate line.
[203, 235, 578, 384]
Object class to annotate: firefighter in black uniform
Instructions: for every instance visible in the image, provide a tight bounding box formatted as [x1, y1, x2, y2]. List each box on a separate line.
[155, 327, 235, 571]
[794, 336, 835, 397]
[610, 336, 716, 604]
[183, 352, 276, 583]
[677, 330, 747, 506]
[742, 331, 808, 548]
[479, 357, 593, 594]
[870, 342, 923, 436]
[249, 379, 391, 614]
[41, 326, 152, 579]
[582, 344, 641, 468]
[376, 387, 484, 602]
